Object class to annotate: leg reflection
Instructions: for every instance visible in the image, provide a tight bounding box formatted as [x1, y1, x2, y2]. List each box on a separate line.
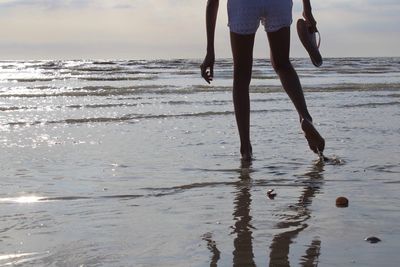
[269, 162, 324, 267]
[232, 161, 256, 267]
[301, 239, 321, 266]
[202, 232, 221, 267]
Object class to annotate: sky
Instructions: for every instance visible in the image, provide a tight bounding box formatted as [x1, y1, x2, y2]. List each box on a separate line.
[0, 0, 399, 60]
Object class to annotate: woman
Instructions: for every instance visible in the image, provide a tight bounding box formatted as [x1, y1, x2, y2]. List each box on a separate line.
[201, 0, 325, 161]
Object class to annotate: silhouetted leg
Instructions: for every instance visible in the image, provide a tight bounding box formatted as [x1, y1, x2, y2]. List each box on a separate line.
[267, 27, 325, 154]
[230, 32, 255, 160]
[233, 164, 255, 267]
[267, 27, 312, 122]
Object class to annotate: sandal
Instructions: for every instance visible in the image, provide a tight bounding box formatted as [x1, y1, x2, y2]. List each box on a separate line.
[297, 19, 323, 67]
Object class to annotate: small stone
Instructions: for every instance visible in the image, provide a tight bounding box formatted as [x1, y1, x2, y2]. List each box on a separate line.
[336, 196, 349, 207]
[267, 189, 277, 200]
[365, 236, 381, 244]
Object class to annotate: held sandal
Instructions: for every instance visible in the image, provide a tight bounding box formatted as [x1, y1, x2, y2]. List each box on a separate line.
[297, 18, 323, 67]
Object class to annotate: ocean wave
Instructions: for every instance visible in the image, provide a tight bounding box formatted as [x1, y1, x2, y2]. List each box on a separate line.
[1, 58, 400, 102]
[79, 75, 157, 81]
[68, 66, 124, 72]
[0, 194, 144, 203]
[8, 78, 55, 83]
[1, 99, 285, 113]
[1, 83, 399, 99]
[65, 103, 144, 109]
[0, 106, 33, 111]
[367, 164, 400, 174]
[0, 85, 174, 98]
[3, 109, 291, 126]
[92, 61, 117, 65]
[339, 101, 400, 108]
[141, 181, 238, 197]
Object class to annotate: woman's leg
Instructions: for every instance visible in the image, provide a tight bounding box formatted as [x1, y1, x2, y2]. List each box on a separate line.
[267, 27, 325, 154]
[230, 32, 255, 160]
[267, 27, 312, 122]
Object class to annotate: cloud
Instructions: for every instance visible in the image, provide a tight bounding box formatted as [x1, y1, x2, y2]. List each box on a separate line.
[0, 0, 83, 9]
[0, 0, 210, 59]
[0, 0, 138, 10]
[0, 0, 398, 59]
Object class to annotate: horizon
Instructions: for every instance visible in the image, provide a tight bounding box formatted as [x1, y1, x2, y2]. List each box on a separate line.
[1, 56, 399, 62]
[0, 0, 399, 60]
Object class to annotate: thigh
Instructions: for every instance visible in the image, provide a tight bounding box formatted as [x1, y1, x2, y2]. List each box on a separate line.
[230, 32, 256, 78]
[267, 27, 291, 67]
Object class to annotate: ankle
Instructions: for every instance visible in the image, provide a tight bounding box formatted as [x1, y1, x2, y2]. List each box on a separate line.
[300, 115, 313, 123]
[240, 143, 253, 156]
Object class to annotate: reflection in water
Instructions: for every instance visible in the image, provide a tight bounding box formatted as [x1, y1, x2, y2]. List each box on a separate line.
[301, 239, 321, 266]
[202, 232, 221, 267]
[269, 161, 324, 267]
[204, 160, 324, 266]
[232, 160, 256, 267]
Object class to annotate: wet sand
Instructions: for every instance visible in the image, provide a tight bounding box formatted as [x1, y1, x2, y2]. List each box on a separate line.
[1, 59, 400, 266]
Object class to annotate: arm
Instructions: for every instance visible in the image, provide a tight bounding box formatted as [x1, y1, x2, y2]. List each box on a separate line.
[201, 0, 219, 84]
[302, 0, 317, 31]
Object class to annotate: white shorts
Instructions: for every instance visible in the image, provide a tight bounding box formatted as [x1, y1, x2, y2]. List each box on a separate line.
[228, 0, 293, 34]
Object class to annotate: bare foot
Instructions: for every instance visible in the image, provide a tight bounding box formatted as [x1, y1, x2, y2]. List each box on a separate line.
[301, 119, 325, 155]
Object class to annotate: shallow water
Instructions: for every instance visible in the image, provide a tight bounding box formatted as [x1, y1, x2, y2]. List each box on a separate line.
[1, 58, 400, 266]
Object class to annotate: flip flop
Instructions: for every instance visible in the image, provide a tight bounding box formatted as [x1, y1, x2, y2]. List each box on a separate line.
[297, 18, 323, 67]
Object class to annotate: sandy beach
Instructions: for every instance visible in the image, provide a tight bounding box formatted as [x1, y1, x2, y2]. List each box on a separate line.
[1, 58, 399, 266]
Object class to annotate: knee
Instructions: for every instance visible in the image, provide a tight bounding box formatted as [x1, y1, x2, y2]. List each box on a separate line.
[233, 65, 252, 87]
[271, 58, 292, 73]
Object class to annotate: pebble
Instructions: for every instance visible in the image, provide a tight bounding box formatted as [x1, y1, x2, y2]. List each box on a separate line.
[335, 196, 349, 207]
[365, 236, 381, 244]
[267, 189, 277, 200]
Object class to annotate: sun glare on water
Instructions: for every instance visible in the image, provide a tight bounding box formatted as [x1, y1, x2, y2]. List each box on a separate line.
[0, 252, 49, 265]
[0, 196, 43, 203]
[15, 196, 42, 203]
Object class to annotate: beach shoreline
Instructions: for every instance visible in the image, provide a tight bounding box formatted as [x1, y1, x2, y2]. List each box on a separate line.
[1, 58, 399, 266]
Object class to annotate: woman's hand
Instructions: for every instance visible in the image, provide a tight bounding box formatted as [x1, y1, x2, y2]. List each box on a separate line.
[202, 0, 219, 84]
[200, 53, 215, 84]
[302, 0, 317, 32]
[302, 9, 317, 32]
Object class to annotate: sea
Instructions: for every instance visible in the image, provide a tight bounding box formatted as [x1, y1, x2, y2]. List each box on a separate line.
[1, 57, 399, 266]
